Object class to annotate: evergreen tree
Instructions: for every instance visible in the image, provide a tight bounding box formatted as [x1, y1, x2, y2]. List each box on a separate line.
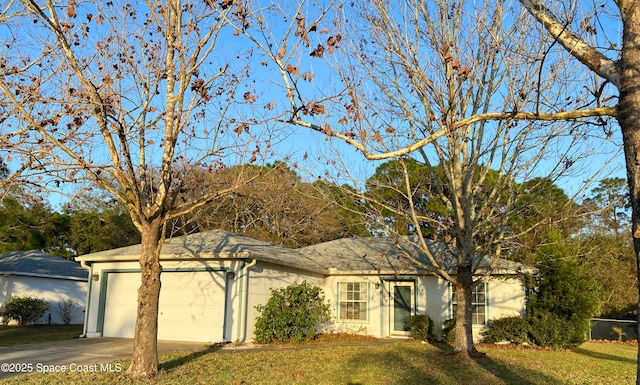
[527, 231, 600, 347]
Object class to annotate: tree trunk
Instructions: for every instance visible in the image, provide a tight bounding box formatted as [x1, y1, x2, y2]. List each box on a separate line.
[453, 265, 481, 356]
[125, 218, 163, 378]
[618, 4, 640, 384]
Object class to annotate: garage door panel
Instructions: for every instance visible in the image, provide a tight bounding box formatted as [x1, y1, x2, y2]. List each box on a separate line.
[102, 271, 226, 342]
[103, 273, 138, 338]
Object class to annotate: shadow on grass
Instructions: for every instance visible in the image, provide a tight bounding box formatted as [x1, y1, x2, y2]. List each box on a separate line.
[434, 342, 560, 385]
[470, 351, 556, 385]
[158, 343, 225, 371]
[345, 341, 560, 385]
[0, 324, 84, 346]
[573, 346, 636, 364]
[344, 343, 446, 385]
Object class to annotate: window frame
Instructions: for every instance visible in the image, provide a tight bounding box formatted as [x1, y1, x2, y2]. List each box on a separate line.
[451, 282, 487, 326]
[337, 282, 369, 322]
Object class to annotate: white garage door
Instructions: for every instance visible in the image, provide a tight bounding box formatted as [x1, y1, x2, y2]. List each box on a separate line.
[102, 270, 227, 342]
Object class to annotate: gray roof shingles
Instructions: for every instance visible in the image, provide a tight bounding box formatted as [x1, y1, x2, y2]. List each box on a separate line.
[76, 229, 530, 276]
[0, 250, 88, 281]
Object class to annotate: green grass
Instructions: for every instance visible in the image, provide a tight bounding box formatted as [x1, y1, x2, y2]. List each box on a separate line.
[3, 340, 636, 384]
[0, 324, 83, 346]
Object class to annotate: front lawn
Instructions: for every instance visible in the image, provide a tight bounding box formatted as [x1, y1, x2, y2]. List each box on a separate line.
[0, 324, 83, 346]
[3, 340, 636, 384]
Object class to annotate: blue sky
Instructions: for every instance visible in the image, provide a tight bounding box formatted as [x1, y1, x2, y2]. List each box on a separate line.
[0, 0, 628, 210]
[268, 0, 628, 203]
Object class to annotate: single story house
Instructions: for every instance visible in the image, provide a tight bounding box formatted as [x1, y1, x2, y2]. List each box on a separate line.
[76, 229, 530, 343]
[0, 250, 88, 324]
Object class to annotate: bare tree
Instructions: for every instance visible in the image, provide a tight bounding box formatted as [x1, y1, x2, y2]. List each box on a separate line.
[0, 0, 42, 199]
[513, 2, 640, 381]
[248, 0, 615, 355]
[0, 0, 283, 377]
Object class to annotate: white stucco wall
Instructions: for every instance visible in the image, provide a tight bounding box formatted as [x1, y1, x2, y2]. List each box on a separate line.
[312, 275, 526, 342]
[0, 274, 16, 305]
[420, 276, 451, 337]
[432, 277, 528, 342]
[321, 275, 453, 339]
[0, 274, 87, 325]
[81, 257, 527, 344]
[244, 261, 325, 342]
[486, 278, 527, 320]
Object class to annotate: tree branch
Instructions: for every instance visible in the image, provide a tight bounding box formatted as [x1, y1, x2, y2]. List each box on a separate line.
[519, 0, 621, 88]
[284, 106, 616, 161]
[453, 106, 617, 128]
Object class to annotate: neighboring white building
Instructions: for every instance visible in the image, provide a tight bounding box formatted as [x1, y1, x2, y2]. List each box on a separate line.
[76, 229, 530, 343]
[0, 250, 88, 325]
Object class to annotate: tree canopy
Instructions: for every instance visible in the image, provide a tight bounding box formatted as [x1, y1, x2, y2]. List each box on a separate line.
[0, 190, 67, 255]
[527, 231, 601, 348]
[0, 1, 290, 375]
[513, 2, 640, 380]
[62, 193, 140, 256]
[170, 163, 368, 247]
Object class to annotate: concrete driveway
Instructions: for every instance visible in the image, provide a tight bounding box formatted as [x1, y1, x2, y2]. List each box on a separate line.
[0, 338, 205, 379]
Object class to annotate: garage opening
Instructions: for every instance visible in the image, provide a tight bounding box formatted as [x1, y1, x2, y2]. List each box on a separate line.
[101, 270, 227, 342]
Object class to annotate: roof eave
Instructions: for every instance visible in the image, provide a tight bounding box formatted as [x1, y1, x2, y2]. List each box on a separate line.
[0, 271, 88, 281]
[75, 251, 252, 263]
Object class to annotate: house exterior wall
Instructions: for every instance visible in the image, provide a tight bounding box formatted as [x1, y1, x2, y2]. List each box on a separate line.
[243, 261, 325, 343]
[82, 258, 527, 344]
[323, 274, 450, 339]
[420, 276, 451, 338]
[319, 274, 526, 342]
[438, 277, 526, 342]
[486, 278, 527, 319]
[0, 275, 87, 325]
[0, 274, 16, 306]
[85, 259, 327, 343]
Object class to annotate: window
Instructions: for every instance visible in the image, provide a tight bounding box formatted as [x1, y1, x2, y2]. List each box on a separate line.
[338, 282, 368, 321]
[451, 283, 487, 325]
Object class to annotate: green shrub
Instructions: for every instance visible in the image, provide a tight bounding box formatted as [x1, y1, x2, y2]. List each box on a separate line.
[525, 231, 600, 348]
[528, 311, 578, 348]
[482, 316, 531, 344]
[406, 314, 432, 341]
[2, 295, 51, 325]
[254, 281, 332, 344]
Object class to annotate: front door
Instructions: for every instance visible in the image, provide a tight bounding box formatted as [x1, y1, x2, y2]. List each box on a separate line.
[390, 282, 414, 335]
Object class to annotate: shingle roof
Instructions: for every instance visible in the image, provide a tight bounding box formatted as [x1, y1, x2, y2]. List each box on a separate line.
[76, 229, 327, 273]
[76, 229, 531, 276]
[297, 236, 531, 275]
[0, 250, 88, 281]
[297, 236, 450, 274]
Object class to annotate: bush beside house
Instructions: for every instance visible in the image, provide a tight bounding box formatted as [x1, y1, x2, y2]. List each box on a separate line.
[483, 236, 600, 348]
[254, 281, 332, 344]
[406, 314, 433, 341]
[1, 295, 51, 325]
[482, 316, 531, 345]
